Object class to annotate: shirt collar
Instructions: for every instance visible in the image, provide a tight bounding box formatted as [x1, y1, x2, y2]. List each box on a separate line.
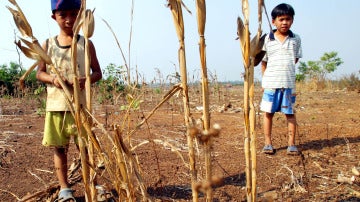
[269, 29, 294, 40]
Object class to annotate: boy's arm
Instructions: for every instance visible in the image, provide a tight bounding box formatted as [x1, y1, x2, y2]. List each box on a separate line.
[88, 40, 102, 83]
[36, 41, 56, 85]
[261, 61, 267, 76]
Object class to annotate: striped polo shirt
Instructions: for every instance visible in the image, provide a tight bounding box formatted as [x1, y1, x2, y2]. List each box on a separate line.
[261, 30, 302, 89]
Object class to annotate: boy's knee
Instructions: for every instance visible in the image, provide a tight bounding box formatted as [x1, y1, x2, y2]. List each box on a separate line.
[265, 112, 274, 118]
[286, 114, 296, 121]
[55, 147, 68, 154]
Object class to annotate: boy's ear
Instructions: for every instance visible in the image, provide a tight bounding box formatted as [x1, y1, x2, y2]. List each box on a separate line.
[51, 14, 56, 20]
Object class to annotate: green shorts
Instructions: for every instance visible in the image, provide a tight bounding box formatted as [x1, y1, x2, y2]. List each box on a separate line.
[42, 111, 80, 147]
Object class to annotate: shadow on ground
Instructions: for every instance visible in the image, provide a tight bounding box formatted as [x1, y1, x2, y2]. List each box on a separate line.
[147, 172, 246, 200]
[276, 136, 360, 152]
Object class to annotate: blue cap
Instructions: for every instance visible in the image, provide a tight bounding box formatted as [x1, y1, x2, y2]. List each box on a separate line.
[51, 0, 81, 11]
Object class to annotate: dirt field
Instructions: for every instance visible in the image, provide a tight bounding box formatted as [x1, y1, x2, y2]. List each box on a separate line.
[0, 85, 359, 201]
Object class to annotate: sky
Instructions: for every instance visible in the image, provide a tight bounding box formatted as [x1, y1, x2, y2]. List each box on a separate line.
[1, 0, 359, 82]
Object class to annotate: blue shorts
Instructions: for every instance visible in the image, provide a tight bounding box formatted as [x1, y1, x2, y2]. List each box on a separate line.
[260, 88, 296, 114]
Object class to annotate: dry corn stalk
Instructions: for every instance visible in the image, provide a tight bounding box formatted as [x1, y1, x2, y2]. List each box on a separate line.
[68, 1, 96, 201]
[237, 13, 253, 202]
[238, 0, 253, 201]
[238, 1, 264, 201]
[69, 2, 115, 201]
[19, 61, 38, 89]
[70, 5, 146, 199]
[114, 126, 150, 200]
[82, 5, 98, 201]
[167, 0, 198, 201]
[195, 0, 213, 201]
[83, 9, 95, 110]
[249, 1, 263, 201]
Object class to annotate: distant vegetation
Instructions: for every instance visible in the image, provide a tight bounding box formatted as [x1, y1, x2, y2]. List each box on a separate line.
[0, 62, 40, 97]
[296, 51, 343, 82]
[0, 52, 359, 99]
[295, 51, 360, 91]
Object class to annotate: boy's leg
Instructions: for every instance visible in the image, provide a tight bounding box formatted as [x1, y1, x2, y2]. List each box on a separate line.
[286, 114, 296, 146]
[54, 147, 69, 189]
[264, 112, 274, 145]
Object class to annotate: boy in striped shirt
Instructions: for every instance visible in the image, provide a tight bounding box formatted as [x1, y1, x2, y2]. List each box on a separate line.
[260, 3, 302, 155]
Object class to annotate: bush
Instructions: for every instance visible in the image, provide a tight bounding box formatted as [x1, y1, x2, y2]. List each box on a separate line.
[337, 72, 360, 91]
[0, 62, 42, 97]
[96, 63, 126, 104]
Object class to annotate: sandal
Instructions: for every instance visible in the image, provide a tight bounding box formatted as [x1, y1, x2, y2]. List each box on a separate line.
[55, 188, 76, 202]
[262, 144, 275, 154]
[287, 145, 299, 155]
[96, 185, 115, 202]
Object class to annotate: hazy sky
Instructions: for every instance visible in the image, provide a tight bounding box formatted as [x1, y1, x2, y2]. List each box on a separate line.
[1, 1, 359, 82]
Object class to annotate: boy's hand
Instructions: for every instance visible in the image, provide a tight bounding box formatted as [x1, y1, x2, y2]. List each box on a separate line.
[65, 77, 86, 90]
[52, 75, 67, 89]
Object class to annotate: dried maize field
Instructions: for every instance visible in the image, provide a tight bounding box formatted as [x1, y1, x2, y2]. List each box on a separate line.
[0, 85, 359, 201]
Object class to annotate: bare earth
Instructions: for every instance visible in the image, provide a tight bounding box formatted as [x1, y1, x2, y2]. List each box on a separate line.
[0, 86, 359, 201]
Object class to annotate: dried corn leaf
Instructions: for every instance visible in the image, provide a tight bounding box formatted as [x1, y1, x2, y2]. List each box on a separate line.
[237, 17, 246, 55]
[19, 61, 39, 90]
[15, 40, 41, 61]
[251, 34, 266, 66]
[6, 0, 33, 38]
[19, 38, 52, 64]
[83, 9, 95, 38]
[6, 6, 33, 39]
[181, 0, 192, 15]
[167, 0, 184, 41]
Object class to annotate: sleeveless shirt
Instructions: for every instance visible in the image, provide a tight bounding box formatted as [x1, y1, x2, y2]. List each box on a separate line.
[45, 35, 86, 111]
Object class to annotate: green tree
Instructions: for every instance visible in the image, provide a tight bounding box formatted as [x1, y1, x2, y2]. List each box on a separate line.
[97, 63, 126, 104]
[0, 62, 41, 97]
[297, 51, 343, 81]
[0, 62, 21, 96]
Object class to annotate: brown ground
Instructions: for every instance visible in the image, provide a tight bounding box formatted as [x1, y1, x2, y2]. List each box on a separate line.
[0, 85, 360, 201]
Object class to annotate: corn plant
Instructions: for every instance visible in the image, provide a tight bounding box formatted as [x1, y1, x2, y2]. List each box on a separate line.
[167, 0, 199, 201]
[237, 0, 264, 201]
[195, 0, 214, 201]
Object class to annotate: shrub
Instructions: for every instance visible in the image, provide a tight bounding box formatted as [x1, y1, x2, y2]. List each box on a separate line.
[337, 72, 360, 91]
[0, 62, 41, 97]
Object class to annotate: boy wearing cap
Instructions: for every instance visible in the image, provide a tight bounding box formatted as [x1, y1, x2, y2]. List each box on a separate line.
[36, 0, 102, 201]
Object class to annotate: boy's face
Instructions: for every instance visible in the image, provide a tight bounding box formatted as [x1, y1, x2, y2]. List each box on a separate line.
[272, 15, 293, 34]
[52, 9, 79, 34]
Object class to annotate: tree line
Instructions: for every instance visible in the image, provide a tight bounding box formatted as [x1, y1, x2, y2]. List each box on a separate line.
[1, 51, 359, 98]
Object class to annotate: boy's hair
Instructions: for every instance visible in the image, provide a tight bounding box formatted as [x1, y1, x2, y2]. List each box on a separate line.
[271, 3, 295, 20]
[51, 0, 81, 12]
